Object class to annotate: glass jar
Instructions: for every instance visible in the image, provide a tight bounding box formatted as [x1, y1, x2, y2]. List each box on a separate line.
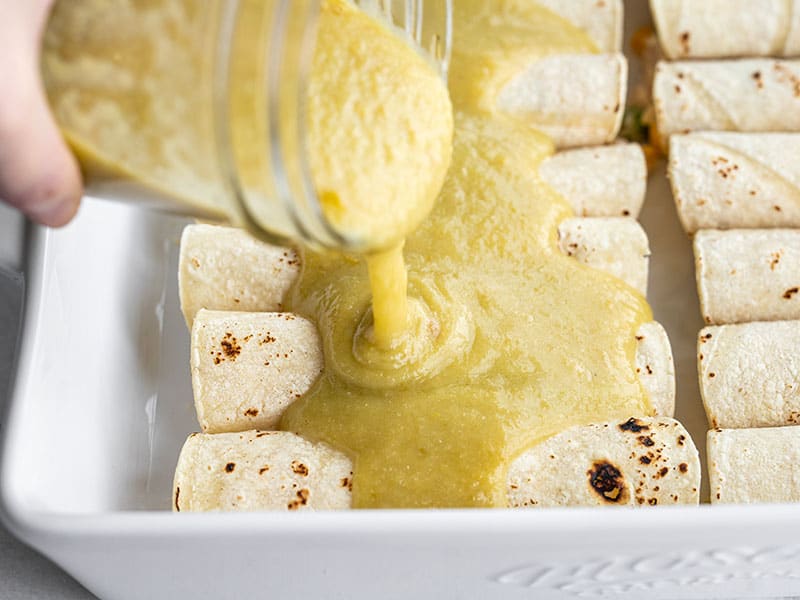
[42, 0, 451, 250]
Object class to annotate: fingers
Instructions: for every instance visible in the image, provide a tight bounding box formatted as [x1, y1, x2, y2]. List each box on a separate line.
[0, 80, 84, 227]
[0, 0, 82, 227]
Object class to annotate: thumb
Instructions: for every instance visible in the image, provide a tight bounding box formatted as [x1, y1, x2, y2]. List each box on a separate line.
[0, 0, 82, 227]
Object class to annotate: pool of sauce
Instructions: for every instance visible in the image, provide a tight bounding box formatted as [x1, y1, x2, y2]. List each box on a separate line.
[282, 2, 652, 507]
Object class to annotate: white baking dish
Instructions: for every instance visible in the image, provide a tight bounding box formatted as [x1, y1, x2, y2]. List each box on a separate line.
[4, 2, 800, 597]
[3, 176, 800, 600]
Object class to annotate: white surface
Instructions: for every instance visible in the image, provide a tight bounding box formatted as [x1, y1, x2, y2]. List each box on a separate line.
[0, 214, 95, 599]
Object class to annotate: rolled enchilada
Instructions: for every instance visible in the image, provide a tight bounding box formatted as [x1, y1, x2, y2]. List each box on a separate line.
[541, 143, 647, 218]
[650, 0, 800, 60]
[709, 427, 800, 504]
[538, 0, 623, 53]
[495, 53, 627, 148]
[669, 133, 800, 233]
[694, 229, 800, 325]
[699, 321, 800, 429]
[653, 59, 800, 146]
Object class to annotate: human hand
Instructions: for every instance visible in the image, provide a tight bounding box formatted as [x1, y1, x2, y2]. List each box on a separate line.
[0, 0, 82, 227]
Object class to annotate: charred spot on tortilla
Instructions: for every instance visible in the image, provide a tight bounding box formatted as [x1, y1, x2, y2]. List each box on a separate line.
[679, 462, 689, 473]
[588, 461, 628, 503]
[767, 251, 780, 270]
[291, 461, 309, 476]
[783, 287, 799, 300]
[287, 488, 310, 510]
[244, 408, 259, 417]
[220, 332, 242, 360]
[225, 462, 236, 473]
[619, 417, 649, 433]
[174, 486, 180, 511]
[679, 31, 690, 55]
[637, 435, 655, 447]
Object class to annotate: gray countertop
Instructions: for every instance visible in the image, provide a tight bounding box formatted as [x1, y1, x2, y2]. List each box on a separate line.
[0, 206, 95, 599]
